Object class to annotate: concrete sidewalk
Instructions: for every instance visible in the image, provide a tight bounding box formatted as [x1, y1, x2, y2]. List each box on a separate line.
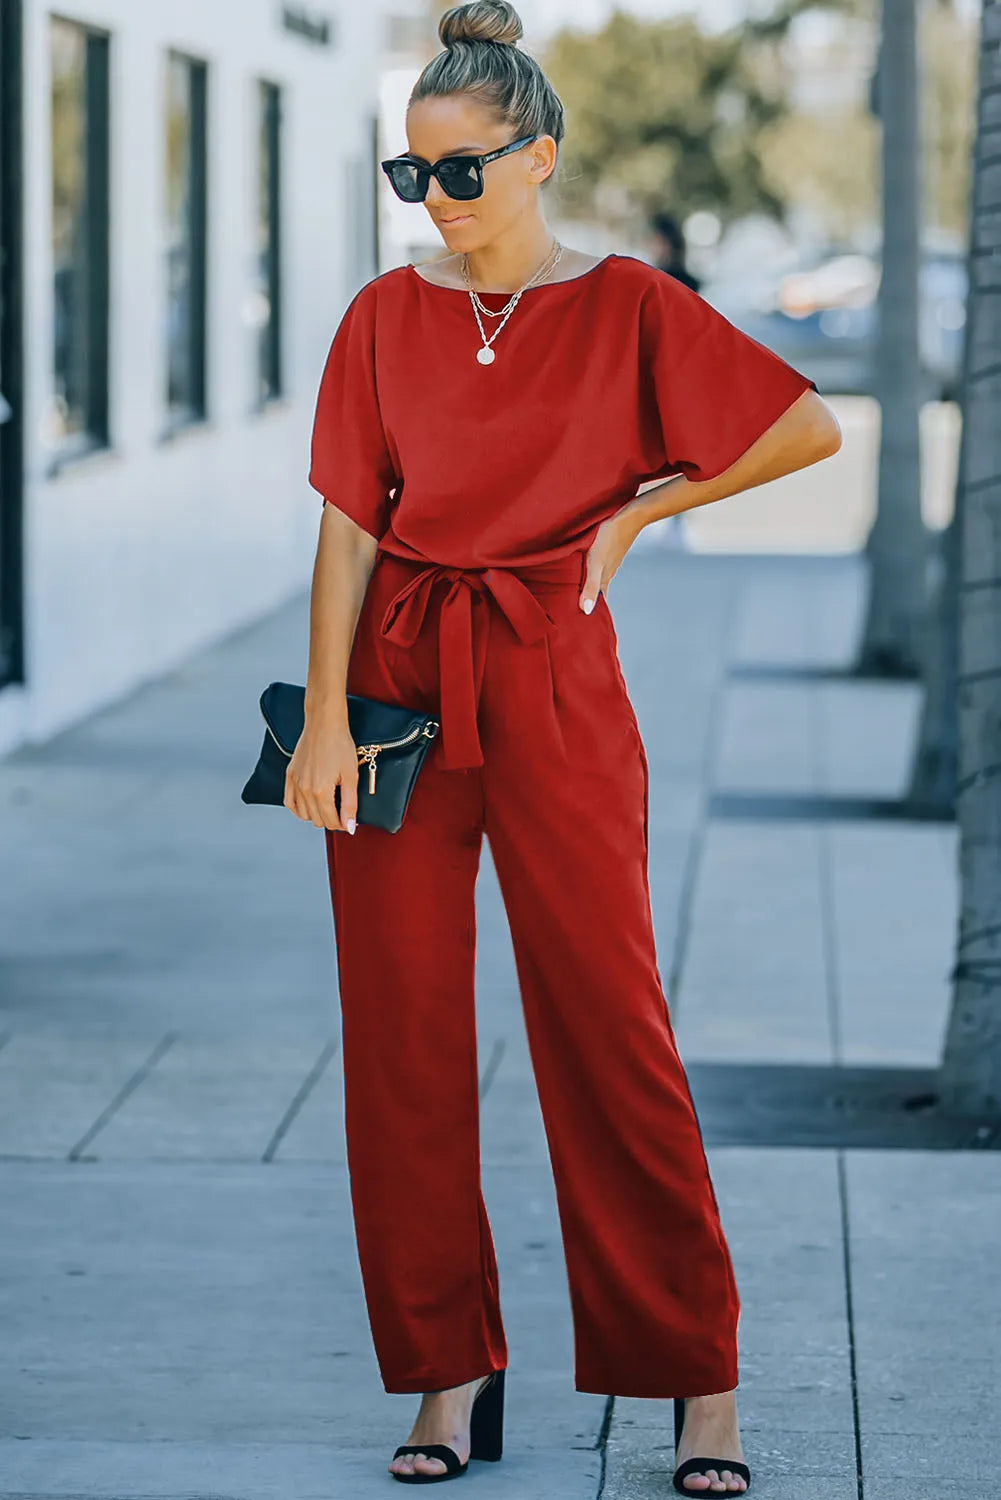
[1, 546, 998, 1499]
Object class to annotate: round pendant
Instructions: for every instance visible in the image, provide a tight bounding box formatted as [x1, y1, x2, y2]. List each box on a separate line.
[476, 345, 496, 365]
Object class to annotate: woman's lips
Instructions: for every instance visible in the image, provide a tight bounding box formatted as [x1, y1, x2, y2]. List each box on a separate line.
[440, 214, 473, 225]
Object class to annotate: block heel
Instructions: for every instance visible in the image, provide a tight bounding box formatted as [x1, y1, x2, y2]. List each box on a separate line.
[672, 1396, 751, 1494]
[469, 1367, 505, 1462]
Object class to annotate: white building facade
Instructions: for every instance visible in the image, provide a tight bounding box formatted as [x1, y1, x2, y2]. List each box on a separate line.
[0, 0, 382, 755]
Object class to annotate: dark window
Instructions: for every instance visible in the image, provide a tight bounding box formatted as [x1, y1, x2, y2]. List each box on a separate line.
[165, 51, 207, 427]
[255, 80, 282, 405]
[50, 15, 109, 459]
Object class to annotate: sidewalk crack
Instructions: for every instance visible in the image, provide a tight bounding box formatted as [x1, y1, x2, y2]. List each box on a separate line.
[837, 1150, 865, 1500]
[67, 1032, 177, 1161]
[594, 1392, 615, 1497]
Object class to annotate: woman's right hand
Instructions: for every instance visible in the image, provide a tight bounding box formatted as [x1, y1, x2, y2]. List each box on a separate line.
[284, 715, 360, 833]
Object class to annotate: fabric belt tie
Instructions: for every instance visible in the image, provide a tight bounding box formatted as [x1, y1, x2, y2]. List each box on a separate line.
[377, 552, 584, 771]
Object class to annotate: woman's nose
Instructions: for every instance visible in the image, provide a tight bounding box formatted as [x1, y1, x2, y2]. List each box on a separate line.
[424, 180, 451, 210]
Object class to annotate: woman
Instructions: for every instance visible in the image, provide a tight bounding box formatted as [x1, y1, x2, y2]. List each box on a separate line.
[287, 1, 841, 1490]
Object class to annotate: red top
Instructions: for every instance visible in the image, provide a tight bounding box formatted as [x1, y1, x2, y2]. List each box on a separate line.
[308, 252, 816, 568]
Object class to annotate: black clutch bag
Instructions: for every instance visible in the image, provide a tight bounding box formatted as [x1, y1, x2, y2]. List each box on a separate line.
[241, 680, 440, 834]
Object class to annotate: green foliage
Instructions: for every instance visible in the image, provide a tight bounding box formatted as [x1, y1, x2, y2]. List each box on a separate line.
[539, 0, 975, 245]
[542, 8, 801, 227]
[921, 0, 977, 239]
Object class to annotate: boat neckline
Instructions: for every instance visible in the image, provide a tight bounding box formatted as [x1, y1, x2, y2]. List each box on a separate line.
[406, 252, 619, 294]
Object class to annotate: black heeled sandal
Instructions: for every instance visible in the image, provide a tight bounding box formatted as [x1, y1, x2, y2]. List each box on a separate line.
[390, 1368, 506, 1484]
[672, 1396, 751, 1495]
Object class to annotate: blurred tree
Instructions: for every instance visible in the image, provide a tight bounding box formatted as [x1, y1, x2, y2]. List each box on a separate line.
[753, 0, 879, 243]
[908, 454, 961, 812]
[907, 0, 977, 816]
[756, 106, 878, 245]
[541, 10, 798, 227]
[922, 0, 978, 241]
[760, 0, 974, 243]
[856, 0, 927, 678]
[857, 0, 975, 712]
[938, 0, 1001, 1118]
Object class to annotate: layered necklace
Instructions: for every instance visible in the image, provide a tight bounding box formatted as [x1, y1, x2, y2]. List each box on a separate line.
[461, 238, 564, 365]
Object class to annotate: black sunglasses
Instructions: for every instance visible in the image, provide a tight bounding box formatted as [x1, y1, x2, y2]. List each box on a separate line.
[380, 134, 538, 203]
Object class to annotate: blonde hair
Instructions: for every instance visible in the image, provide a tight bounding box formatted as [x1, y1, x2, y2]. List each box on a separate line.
[410, 2, 565, 186]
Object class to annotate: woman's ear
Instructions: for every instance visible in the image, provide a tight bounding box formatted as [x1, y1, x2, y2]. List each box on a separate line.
[529, 136, 558, 186]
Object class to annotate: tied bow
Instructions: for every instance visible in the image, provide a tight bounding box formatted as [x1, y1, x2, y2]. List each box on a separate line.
[378, 558, 578, 771]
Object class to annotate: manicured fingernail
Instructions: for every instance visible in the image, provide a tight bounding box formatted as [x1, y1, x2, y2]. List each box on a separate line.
[346, 818, 356, 834]
[582, 598, 594, 614]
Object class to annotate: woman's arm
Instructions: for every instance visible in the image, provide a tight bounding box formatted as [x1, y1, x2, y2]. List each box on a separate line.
[284, 503, 378, 832]
[579, 389, 842, 612]
[629, 387, 841, 525]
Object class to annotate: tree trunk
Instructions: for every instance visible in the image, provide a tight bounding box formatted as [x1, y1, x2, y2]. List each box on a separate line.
[908, 447, 962, 812]
[938, 0, 1001, 1117]
[858, 0, 928, 678]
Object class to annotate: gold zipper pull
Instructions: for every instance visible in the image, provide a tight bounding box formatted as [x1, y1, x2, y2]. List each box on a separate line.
[357, 745, 380, 795]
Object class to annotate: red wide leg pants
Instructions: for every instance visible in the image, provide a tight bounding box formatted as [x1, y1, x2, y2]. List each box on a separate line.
[323, 546, 741, 1398]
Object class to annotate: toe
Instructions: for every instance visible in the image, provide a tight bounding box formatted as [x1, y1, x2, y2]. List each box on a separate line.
[682, 1475, 712, 1491]
[413, 1452, 447, 1476]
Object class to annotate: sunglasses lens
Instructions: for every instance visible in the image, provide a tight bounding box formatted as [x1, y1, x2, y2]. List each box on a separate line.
[385, 161, 427, 202]
[437, 159, 482, 200]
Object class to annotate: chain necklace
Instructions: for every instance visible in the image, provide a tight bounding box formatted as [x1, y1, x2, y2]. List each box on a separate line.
[461, 239, 564, 365]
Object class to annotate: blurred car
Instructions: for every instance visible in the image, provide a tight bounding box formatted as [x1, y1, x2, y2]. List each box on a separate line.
[706, 249, 967, 401]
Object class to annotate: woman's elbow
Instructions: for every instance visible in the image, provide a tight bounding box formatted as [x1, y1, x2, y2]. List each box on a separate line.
[804, 394, 843, 462]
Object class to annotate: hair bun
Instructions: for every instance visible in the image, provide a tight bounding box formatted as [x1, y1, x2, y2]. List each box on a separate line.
[439, 1, 523, 48]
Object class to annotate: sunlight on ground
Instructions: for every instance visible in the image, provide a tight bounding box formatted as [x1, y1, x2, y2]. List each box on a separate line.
[637, 397, 960, 555]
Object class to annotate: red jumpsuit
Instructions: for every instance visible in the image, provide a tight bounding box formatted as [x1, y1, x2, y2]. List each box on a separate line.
[308, 253, 816, 1398]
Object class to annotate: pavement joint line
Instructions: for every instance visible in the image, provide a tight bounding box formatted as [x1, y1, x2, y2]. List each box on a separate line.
[667, 569, 743, 1018]
[728, 662, 874, 681]
[479, 1035, 505, 1100]
[66, 1033, 178, 1161]
[260, 1036, 339, 1163]
[10, 1155, 354, 1166]
[2, 1154, 581, 1166]
[594, 1392, 615, 1498]
[836, 1151, 865, 1500]
[708, 791, 954, 823]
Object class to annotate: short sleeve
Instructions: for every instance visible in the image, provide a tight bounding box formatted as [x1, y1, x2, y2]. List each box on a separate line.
[308, 281, 399, 540]
[637, 271, 818, 485]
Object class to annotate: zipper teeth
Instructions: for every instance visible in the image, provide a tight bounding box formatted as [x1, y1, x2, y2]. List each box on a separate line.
[264, 720, 292, 758]
[362, 725, 424, 752]
[263, 717, 427, 759]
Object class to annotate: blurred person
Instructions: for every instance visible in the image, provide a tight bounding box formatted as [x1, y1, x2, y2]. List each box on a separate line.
[289, 0, 840, 1489]
[650, 209, 702, 293]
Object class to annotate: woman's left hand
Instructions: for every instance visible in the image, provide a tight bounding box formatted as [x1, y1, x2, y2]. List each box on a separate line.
[579, 506, 643, 614]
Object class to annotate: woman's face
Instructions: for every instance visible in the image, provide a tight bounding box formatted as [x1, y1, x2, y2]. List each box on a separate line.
[404, 96, 556, 250]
